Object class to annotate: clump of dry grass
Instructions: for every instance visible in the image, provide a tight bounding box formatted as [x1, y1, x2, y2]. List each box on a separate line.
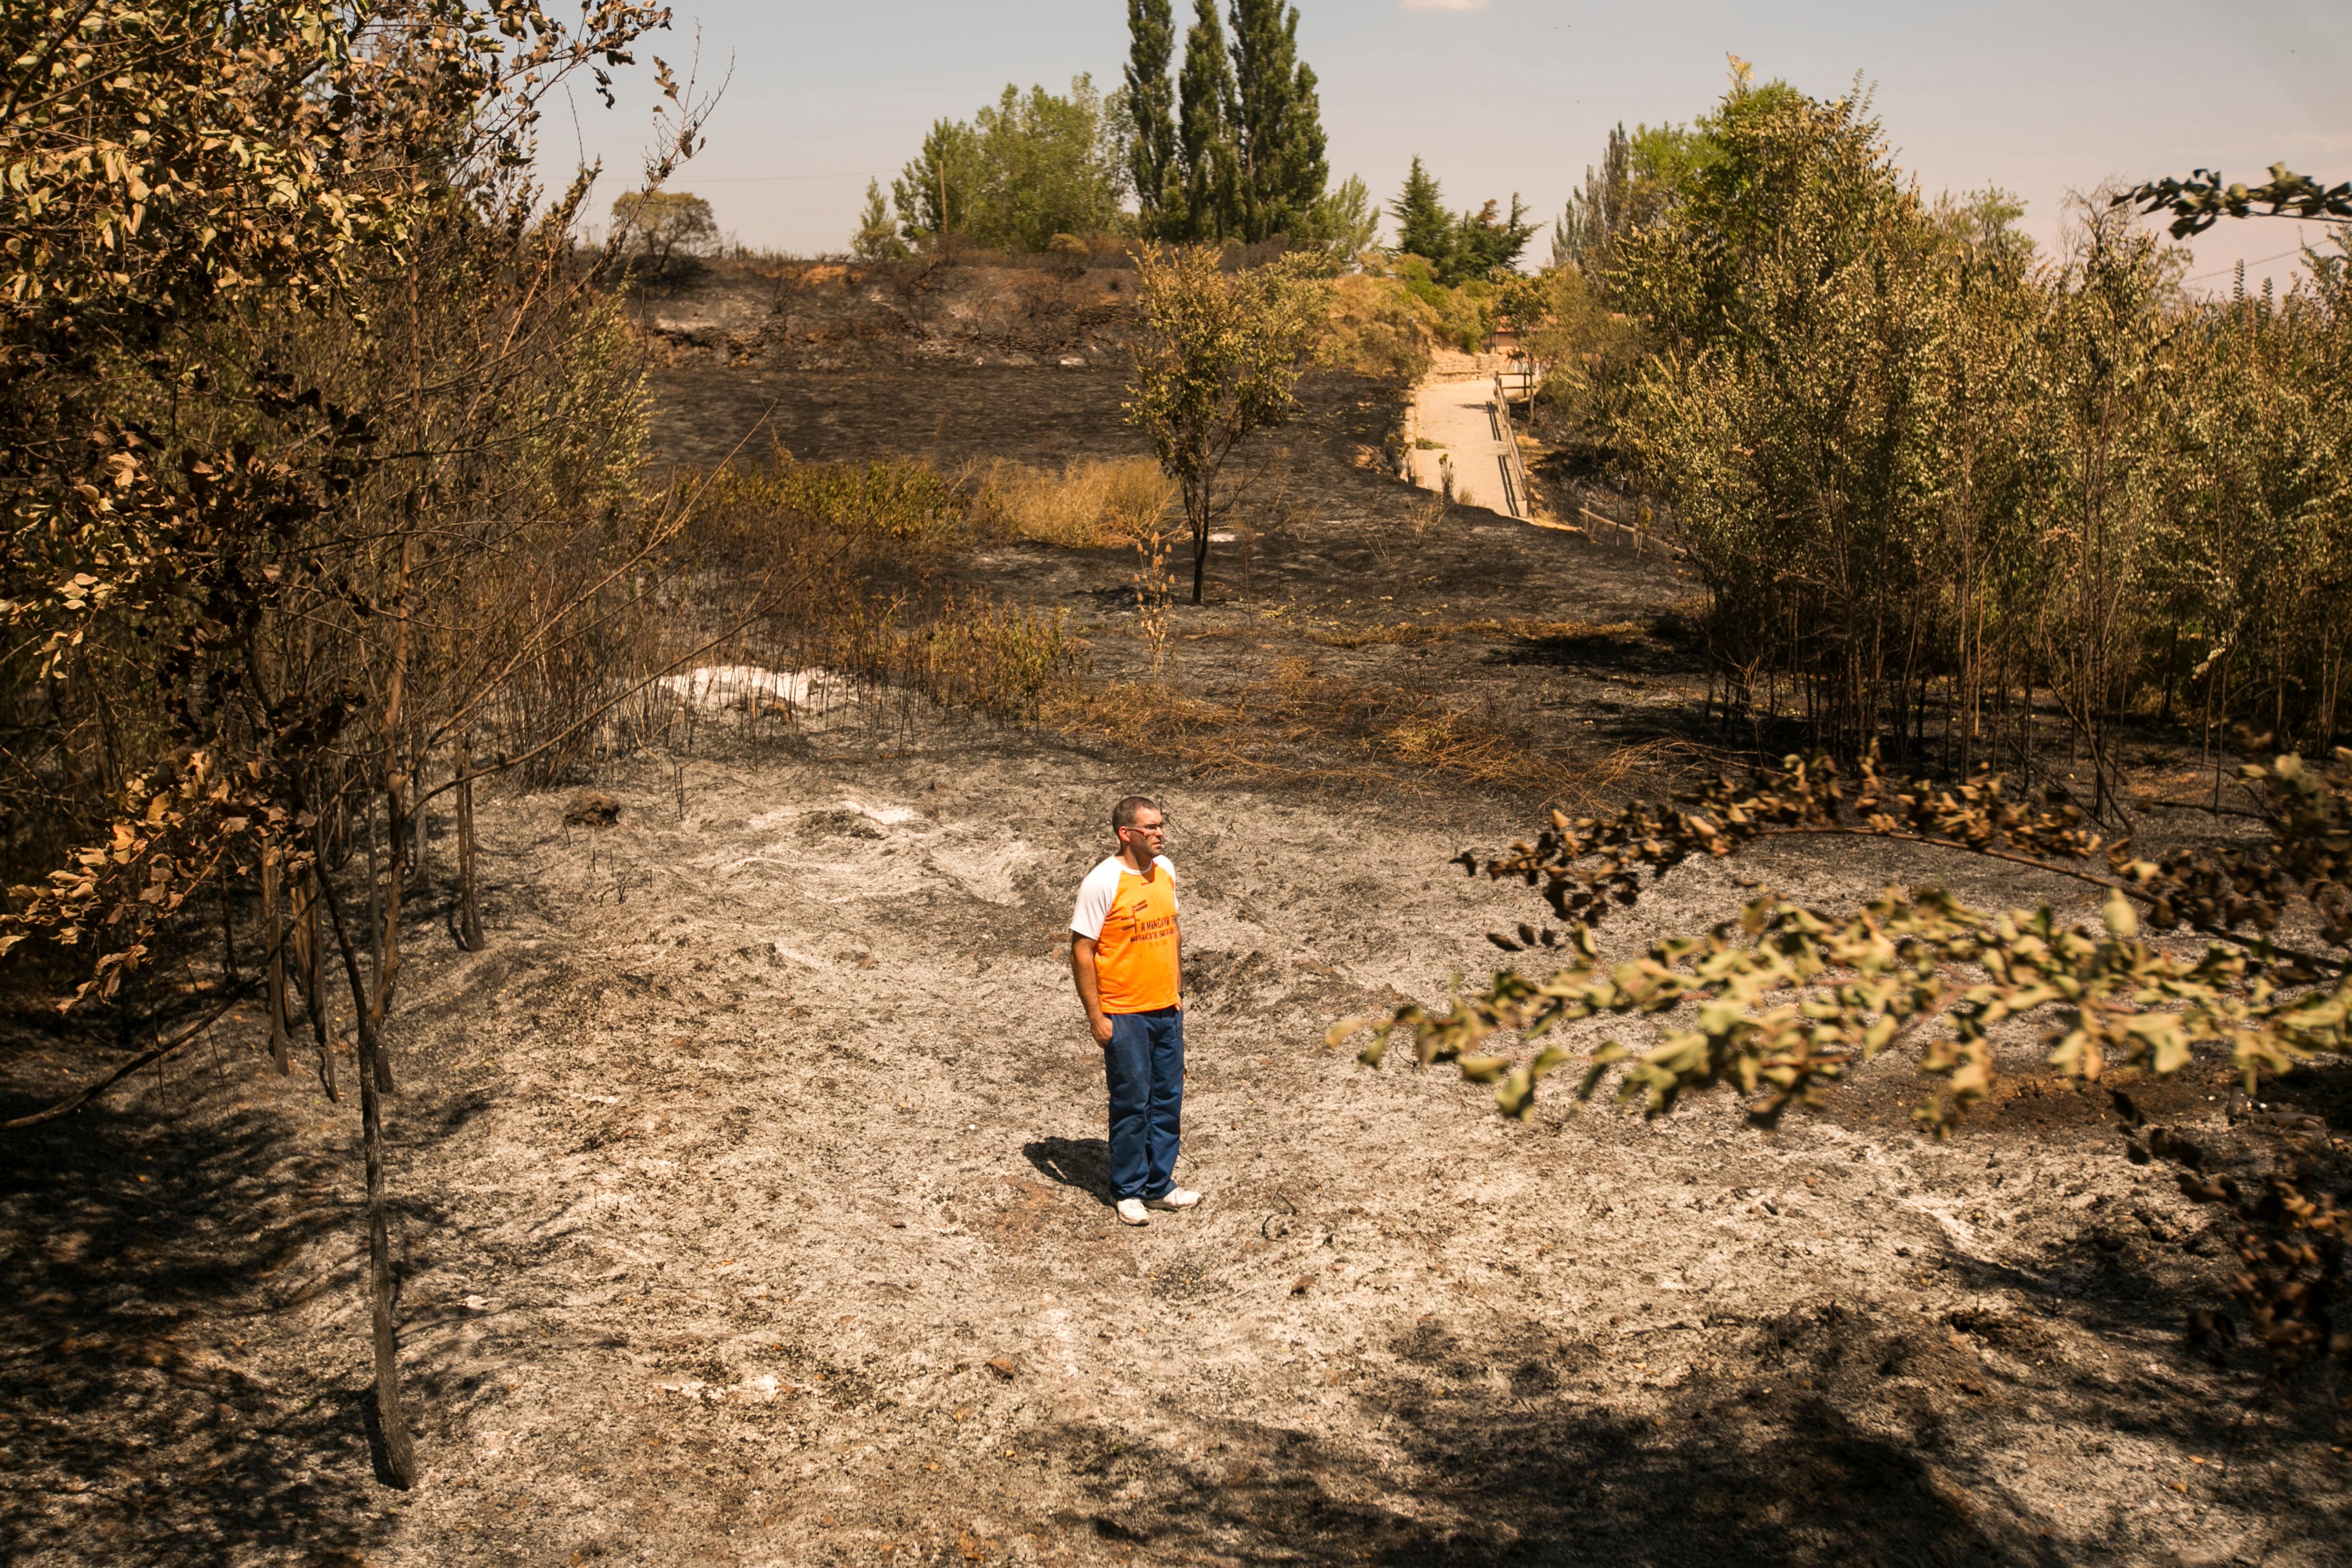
[969, 457, 1177, 548]
[694, 451, 971, 564]
[902, 593, 1090, 721]
[667, 457, 1089, 725]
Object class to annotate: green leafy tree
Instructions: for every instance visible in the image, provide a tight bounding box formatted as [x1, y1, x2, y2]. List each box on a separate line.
[1554, 112, 1740, 273]
[1124, 0, 1182, 236]
[1227, 0, 1328, 243]
[1300, 172, 1379, 260]
[1392, 159, 1533, 284]
[1176, 0, 1243, 241]
[1625, 121, 1724, 218]
[1126, 246, 1328, 603]
[1609, 73, 1962, 758]
[971, 77, 1130, 252]
[891, 117, 984, 245]
[611, 190, 719, 276]
[1595, 63, 2352, 788]
[1503, 263, 1645, 449]
[1932, 185, 2034, 263]
[852, 178, 907, 258]
[1553, 123, 1632, 271]
[889, 78, 1128, 253]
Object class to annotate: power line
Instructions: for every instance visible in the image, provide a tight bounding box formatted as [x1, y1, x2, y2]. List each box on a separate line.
[2183, 245, 2318, 284]
[678, 169, 885, 185]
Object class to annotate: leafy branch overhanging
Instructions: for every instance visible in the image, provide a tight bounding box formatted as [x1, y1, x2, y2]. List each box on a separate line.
[1330, 743, 2352, 1133]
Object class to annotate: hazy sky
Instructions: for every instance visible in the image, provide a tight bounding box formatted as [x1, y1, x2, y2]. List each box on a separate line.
[559, 0, 2352, 291]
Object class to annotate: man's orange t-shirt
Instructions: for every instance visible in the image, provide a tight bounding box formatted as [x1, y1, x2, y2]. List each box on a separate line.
[1070, 854, 1181, 1013]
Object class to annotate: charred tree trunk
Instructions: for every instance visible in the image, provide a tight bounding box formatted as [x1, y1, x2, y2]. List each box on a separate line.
[366, 803, 383, 1007]
[220, 889, 238, 984]
[263, 848, 291, 1075]
[412, 788, 429, 905]
[369, 789, 404, 1092]
[315, 858, 417, 1489]
[1188, 484, 1209, 606]
[457, 757, 484, 952]
[299, 865, 337, 1102]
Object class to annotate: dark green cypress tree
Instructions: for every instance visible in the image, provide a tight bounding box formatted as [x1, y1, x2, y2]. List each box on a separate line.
[1451, 194, 1537, 280]
[1226, 0, 1327, 243]
[1390, 156, 1453, 274]
[1124, 0, 1180, 237]
[1176, 0, 1240, 241]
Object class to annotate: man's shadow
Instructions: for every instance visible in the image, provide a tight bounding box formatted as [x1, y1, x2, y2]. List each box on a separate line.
[1024, 1137, 1113, 1206]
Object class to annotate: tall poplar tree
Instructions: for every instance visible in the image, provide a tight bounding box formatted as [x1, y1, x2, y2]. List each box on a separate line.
[1553, 123, 1632, 271]
[1176, 0, 1241, 241]
[1227, 0, 1328, 243]
[1124, 0, 1181, 236]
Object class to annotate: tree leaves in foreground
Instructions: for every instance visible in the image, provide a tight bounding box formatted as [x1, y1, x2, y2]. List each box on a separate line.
[1334, 743, 2349, 1126]
[2116, 165, 2352, 239]
[1333, 745, 2352, 1389]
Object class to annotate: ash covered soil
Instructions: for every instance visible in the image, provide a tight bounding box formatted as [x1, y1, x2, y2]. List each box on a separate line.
[4, 260, 2350, 1566]
[6, 725, 2350, 1567]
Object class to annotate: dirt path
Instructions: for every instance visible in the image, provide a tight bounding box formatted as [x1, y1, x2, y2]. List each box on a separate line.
[6, 705, 2346, 1567]
[1407, 373, 1521, 519]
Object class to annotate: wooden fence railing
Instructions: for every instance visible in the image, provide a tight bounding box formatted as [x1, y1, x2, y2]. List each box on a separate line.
[1491, 370, 1535, 522]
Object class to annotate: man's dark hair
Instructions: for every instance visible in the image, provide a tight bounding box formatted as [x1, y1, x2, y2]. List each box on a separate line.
[1112, 795, 1161, 831]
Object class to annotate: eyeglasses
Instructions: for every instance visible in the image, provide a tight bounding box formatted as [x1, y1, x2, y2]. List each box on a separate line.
[1120, 821, 1166, 835]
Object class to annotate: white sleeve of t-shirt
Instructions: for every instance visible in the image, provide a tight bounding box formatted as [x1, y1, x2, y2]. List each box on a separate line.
[1069, 856, 1179, 937]
[1070, 858, 1122, 939]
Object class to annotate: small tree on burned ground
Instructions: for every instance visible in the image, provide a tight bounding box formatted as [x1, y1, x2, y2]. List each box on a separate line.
[612, 189, 722, 278]
[1125, 243, 1326, 604]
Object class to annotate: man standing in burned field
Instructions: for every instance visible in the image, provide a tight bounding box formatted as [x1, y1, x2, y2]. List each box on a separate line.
[1068, 795, 1201, 1227]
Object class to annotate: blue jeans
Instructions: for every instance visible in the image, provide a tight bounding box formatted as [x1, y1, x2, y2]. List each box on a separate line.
[1103, 1007, 1184, 1201]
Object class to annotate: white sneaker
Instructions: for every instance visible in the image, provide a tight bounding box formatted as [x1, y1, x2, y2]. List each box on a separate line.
[1115, 1198, 1149, 1226]
[1146, 1189, 1201, 1211]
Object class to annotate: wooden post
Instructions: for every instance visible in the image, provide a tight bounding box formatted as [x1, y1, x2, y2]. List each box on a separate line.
[263, 847, 291, 1075]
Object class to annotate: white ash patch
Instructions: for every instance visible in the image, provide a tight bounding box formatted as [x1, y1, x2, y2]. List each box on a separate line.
[657, 665, 850, 720]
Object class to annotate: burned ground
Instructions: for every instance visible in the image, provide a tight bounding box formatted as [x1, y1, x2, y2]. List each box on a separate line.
[2, 261, 2347, 1567]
